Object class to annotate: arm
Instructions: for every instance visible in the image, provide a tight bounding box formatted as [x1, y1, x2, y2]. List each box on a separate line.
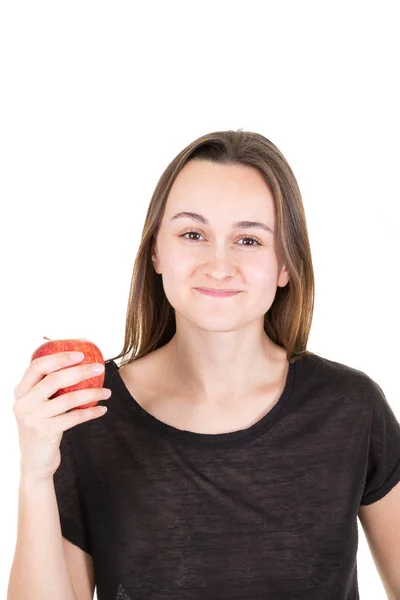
[7, 476, 78, 600]
[358, 479, 400, 600]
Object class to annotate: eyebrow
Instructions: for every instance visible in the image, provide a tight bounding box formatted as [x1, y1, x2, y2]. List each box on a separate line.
[170, 211, 274, 234]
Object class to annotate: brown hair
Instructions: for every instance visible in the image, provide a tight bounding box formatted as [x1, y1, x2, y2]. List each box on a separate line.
[107, 129, 315, 367]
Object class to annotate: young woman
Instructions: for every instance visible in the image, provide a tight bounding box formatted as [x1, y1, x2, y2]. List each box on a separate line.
[10, 130, 400, 599]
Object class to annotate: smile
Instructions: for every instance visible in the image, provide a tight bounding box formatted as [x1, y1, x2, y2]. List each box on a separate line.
[194, 288, 242, 298]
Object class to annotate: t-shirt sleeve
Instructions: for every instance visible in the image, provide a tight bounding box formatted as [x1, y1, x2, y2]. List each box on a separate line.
[360, 377, 400, 506]
[53, 427, 92, 554]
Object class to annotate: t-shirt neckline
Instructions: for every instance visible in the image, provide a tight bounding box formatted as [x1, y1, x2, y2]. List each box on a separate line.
[108, 357, 298, 445]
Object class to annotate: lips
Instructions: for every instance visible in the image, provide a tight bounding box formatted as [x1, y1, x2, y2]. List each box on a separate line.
[195, 288, 241, 297]
[197, 287, 240, 292]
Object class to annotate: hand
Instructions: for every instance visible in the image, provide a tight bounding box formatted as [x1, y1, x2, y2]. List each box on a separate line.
[13, 351, 111, 482]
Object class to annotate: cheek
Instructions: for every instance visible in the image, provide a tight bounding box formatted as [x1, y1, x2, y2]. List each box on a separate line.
[165, 252, 193, 280]
[245, 257, 278, 287]
[157, 249, 193, 305]
[244, 259, 281, 307]
[157, 240, 185, 271]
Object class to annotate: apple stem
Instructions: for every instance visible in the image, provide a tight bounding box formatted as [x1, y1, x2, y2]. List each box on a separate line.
[43, 336, 52, 341]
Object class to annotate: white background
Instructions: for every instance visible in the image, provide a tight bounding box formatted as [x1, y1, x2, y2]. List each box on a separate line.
[1, 1, 399, 598]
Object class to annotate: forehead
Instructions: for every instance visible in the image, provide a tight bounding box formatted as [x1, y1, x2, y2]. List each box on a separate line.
[164, 160, 275, 218]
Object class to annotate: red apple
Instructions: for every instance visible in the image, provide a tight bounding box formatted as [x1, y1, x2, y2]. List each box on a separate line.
[31, 336, 105, 409]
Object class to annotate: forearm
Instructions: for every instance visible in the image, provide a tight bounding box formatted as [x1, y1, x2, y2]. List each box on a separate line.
[7, 476, 77, 600]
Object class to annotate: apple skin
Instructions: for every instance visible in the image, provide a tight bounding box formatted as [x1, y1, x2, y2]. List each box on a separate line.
[30, 338, 105, 409]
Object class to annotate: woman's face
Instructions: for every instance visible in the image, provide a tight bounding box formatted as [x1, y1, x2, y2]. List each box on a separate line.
[151, 159, 289, 332]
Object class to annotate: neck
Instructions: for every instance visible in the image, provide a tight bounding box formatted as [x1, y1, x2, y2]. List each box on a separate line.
[161, 327, 285, 408]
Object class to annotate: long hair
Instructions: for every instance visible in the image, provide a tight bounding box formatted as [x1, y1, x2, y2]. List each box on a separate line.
[107, 129, 315, 367]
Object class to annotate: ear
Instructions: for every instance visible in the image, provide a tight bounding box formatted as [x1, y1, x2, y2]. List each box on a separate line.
[151, 238, 161, 274]
[277, 265, 290, 288]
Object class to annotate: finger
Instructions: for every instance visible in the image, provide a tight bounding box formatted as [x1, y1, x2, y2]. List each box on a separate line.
[40, 387, 111, 419]
[14, 351, 85, 400]
[53, 404, 108, 434]
[16, 361, 105, 415]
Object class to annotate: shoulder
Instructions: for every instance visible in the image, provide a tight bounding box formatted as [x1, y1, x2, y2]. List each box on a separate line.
[119, 348, 161, 378]
[299, 352, 385, 411]
[299, 351, 373, 381]
[114, 348, 166, 396]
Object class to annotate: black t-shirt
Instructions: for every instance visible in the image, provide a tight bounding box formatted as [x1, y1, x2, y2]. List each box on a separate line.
[53, 352, 400, 600]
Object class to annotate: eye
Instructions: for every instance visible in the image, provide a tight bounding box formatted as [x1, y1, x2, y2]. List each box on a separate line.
[179, 230, 263, 246]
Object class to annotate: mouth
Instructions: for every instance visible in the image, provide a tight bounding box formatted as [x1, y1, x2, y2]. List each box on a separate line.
[194, 288, 242, 298]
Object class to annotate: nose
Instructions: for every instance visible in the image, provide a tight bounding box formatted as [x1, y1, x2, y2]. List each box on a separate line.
[201, 245, 237, 279]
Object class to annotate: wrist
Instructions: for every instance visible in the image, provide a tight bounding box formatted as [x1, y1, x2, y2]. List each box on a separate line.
[19, 472, 54, 491]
